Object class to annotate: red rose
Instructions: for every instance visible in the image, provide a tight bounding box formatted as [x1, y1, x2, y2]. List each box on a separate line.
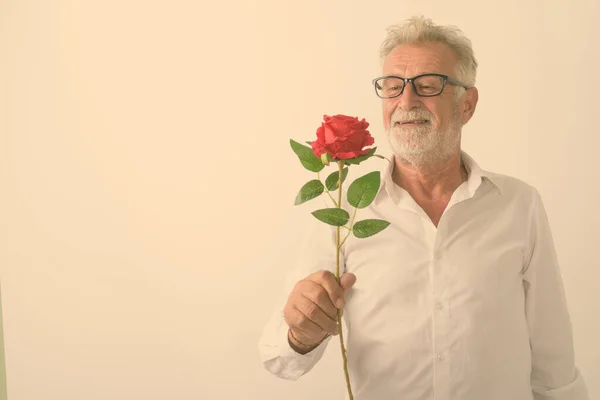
[311, 114, 375, 160]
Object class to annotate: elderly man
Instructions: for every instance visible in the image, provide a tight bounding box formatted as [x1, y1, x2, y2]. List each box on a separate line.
[258, 16, 589, 400]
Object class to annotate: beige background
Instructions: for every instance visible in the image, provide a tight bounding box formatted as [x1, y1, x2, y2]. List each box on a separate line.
[0, 1, 598, 399]
[0, 286, 6, 400]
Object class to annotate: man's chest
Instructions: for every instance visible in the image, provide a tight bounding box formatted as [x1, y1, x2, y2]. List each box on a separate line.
[341, 205, 529, 329]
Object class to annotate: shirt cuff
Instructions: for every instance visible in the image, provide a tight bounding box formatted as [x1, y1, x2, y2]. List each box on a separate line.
[259, 312, 331, 381]
[532, 368, 590, 400]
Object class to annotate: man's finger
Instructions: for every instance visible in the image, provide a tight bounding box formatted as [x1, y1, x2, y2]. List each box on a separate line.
[340, 273, 357, 297]
[309, 270, 346, 309]
[295, 294, 339, 335]
[302, 286, 338, 320]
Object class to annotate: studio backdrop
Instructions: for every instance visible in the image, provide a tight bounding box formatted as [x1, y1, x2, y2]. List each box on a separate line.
[0, 1, 598, 399]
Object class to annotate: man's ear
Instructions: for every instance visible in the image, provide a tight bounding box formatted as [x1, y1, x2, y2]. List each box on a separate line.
[461, 87, 479, 125]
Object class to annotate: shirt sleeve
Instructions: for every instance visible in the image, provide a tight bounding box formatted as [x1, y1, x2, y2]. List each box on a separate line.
[522, 187, 590, 400]
[258, 196, 346, 380]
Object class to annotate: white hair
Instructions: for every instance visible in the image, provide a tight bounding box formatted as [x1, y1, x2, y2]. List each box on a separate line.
[380, 16, 478, 92]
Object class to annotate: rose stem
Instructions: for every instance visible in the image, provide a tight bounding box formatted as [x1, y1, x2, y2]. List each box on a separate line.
[336, 160, 353, 400]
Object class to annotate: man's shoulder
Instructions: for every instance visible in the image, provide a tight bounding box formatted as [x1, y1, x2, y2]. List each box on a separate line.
[480, 169, 539, 200]
[463, 151, 540, 201]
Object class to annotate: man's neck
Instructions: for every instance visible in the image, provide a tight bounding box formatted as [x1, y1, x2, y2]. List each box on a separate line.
[392, 153, 467, 201]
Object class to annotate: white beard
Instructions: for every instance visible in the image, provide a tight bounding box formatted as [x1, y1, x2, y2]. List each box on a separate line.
[386, 106, 462, 169]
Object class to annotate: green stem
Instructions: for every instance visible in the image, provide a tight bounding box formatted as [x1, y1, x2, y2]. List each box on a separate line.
[339, 206, 358, 249]
[335, 160, 353, 400]
[318, 171, 339, 208]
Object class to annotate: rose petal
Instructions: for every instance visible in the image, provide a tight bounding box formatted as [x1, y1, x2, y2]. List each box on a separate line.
[315, 125, 326, 142]
[323, 124, 339, 145]
[312, 138, 327, 157]
[329, 119, 352, 136]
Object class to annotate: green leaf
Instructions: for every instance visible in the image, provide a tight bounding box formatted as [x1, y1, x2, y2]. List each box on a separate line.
[347, 171, 381, 209]
[343, 147, 377, 166]
[290, 139, 324, 172]
[311, 208, 350, 226]
[352, 219, 391, 238]
[325, 167, 349, 191]
[294, 180, 325, 205]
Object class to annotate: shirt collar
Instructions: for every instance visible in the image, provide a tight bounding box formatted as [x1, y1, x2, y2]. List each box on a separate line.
[461, 151, 503, 195]
[377, 150, 503, 203]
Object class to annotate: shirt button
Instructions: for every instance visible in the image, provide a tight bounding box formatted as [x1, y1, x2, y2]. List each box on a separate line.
[436, 353, 445, 361]
[436, 302, 444, 310]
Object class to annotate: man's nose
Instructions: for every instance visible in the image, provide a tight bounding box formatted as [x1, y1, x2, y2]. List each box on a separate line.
[396, 82, 422, 110]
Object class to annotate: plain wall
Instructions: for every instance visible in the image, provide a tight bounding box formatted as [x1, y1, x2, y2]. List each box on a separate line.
[0, 1, 598, 399]
[0, 286, 6, 400]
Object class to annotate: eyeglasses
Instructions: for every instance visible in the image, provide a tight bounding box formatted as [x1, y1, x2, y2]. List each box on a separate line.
[372, 73, 470, 98]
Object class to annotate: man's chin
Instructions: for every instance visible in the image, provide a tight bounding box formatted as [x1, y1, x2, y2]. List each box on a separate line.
[388, 139, 454, 167]
[389, 144, 431, 165]
[387, 136, 431, 158]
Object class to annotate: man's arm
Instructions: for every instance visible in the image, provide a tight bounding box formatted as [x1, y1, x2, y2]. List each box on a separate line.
[522, 188, 590, 400]
[257, 198, 345, 380]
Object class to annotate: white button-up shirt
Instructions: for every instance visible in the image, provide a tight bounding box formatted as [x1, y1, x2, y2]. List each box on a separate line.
[258, 151, 590, 400]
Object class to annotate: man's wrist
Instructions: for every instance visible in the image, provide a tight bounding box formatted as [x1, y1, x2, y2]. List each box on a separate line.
[287, 328, 329, 354]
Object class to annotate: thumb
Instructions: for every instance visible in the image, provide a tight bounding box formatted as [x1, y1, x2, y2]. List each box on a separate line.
[339, 273, 357, 297]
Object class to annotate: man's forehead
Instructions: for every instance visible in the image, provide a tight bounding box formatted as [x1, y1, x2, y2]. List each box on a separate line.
[382, 42, 457, 75]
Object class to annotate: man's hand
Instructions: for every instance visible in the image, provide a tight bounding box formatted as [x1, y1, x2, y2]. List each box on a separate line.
[283, 270, 356, 354]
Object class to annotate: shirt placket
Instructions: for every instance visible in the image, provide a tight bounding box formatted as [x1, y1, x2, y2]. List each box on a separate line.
[426, 219, 450, 400]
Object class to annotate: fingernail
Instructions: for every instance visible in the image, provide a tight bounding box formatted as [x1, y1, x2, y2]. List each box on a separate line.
[336, 299, 344, 308]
